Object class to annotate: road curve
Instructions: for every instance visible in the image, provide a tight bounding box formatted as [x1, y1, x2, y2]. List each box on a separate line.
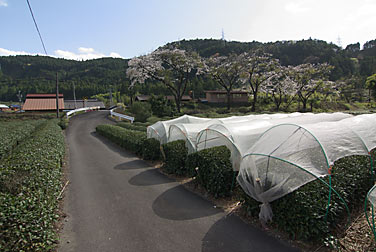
[58, 111, 299, 252]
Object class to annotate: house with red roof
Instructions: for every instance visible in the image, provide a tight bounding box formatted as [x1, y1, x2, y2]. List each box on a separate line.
[22, 94, 64, 111]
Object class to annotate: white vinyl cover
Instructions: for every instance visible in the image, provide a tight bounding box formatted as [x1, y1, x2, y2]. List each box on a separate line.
[238, 113, 376, 222]
[147, 115, 211, 144]
[196, 112, 352, 171]
[369, 185, 376, 208]
[149, 113, 312, 145]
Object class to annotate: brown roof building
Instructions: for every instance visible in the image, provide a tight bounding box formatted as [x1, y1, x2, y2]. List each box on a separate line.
[23, 94, 65, 111]
[135, 95, 192, 102]
[204, 90, 249, 103]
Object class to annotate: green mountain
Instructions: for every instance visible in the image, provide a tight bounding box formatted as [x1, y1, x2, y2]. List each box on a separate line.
[0, 38, 375, 102]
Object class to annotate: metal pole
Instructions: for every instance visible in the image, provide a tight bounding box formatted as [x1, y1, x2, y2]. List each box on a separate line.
[56, 72, 59, 118]
[109, 86, 113, 107]
[73, 82, 77, 109]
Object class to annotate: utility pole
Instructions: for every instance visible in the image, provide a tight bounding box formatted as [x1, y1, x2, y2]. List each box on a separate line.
[17, 90, 23, 109]
[109, 86, 113, 107]
[56, 72, 60, 118]
[73, 82, 77, 109]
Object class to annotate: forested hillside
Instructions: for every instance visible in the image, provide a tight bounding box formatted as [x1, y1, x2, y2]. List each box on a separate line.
[0, 38, 375, 102]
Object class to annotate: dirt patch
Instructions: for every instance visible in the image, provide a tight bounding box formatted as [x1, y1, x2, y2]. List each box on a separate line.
[336, 210, 375, 252]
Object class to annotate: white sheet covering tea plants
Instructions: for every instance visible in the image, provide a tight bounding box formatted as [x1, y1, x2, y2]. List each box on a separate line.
[237, 113, 376, 222]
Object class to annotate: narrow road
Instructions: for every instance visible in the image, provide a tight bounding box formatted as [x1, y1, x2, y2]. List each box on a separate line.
[58, 111, 299, 252]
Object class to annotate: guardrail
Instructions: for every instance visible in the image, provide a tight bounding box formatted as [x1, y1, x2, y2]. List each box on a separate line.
[66, 106, 101, 119]
[110, 107, 135, 123]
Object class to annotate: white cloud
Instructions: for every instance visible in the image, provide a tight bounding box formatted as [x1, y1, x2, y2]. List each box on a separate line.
[54, 48, 123, 60]
[0, 47, 123, 60]
[0, 48, 35, 56]
[0, 0, 8, 7]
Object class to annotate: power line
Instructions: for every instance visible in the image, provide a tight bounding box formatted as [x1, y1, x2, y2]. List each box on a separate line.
[26, 0, 48, 55]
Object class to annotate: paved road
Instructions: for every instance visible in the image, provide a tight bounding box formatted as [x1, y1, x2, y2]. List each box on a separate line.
[58, 111, 299, 252]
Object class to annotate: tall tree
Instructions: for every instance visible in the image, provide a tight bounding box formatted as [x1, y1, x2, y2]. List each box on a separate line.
[205, 54, 245, 110]
[264, 66, 297, 111]
[126, 48, 204, 113]
[240, 51, 280, 112]
[288, 63, 334, 112]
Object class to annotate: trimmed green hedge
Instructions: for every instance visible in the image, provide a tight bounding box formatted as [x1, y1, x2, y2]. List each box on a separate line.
[96, 124, 161, 160]
[186, 146, 235, 198]
[161, 140, 188, 175]
[142, 138, 161, 161]
[241, 153, 374, 241]
[0, 120, 44, 160]
[96, 124, 146, 155]
[0, 120, 65, 251]
[116, 122, 147, 132]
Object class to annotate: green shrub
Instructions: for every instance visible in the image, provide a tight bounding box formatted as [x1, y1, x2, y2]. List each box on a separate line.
[96, 124, 146, 155]
[241, 153, 374, 241]
[216, 107, 229, 114]
[186, 146, 235, 198]
[148, 95, 175, 117]
[161, 140, 188, 175]
[130, 102, 152, 122]
[0, 120, 44, 160]
[142, 138, 161, 161]
[58, 117, 69, 129]
[133, 121, 151, 127]
[116, 122, 147, 132]
[0, 120, 65, 251]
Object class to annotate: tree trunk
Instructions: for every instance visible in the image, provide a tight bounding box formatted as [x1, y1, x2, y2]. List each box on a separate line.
[302, 98, 308, 112]
[226, 90, 231, 111]
[251, 92, 258, 112]
[175, 95, 181, 113]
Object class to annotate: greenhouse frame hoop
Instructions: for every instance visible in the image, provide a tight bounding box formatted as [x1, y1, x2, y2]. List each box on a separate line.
[365, 184, 376, 241]
[252, 123, 334, 219]
[252, 123, 374, 219]
[196, 128, 239, 157]
[242, 152, 351, 227]
[168, 124, 196, 152]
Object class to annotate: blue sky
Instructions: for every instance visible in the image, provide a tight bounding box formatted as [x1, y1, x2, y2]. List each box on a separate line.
[0, 0, 375, 60]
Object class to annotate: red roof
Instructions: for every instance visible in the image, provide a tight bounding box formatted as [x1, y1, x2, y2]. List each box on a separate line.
[23, 98, 65, 111]
[26, 94, 64, 98]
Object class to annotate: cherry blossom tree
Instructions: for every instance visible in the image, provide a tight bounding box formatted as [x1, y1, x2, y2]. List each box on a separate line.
[240, 51, 280, 112]
[287, 63, 334, 112]
[126, 48, 204, 113]
[264, 66, 297, 111]
[205, 54, 245, 110]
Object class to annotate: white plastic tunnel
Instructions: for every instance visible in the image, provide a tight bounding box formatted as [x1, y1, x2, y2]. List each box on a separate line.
[196, 112, 352, 171]
[147, 115, 211, 144]
[238, 116, 376, 222]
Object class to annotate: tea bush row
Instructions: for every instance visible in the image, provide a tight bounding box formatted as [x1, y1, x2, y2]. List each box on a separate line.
[116, 122, 147, 132]
[96, 124, 160, 160]
[0, 120, 65, 251]
[241, 154, 374, 241]
[0, 120, 45, 160]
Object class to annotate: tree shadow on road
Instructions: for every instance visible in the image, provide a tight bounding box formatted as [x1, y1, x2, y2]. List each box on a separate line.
[152, 185, 221, 221]
[114, 160, 150, 170]
[201, 214, 300, 252]
[128, 169, 175, 186]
